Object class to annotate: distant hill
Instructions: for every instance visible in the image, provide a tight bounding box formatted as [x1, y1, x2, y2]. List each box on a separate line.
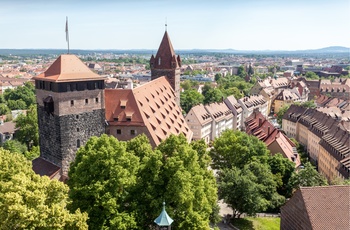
[0, 46, 348, 56]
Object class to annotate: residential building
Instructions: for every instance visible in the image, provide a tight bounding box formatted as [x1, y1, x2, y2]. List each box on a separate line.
[0, 121, 16, 145]
[280, 186, 350, 230]
[205, 102, 233, 140]
[238, 95, 268, 128]
[272, 89, 301, 114]
[105, 77, 192, 148]
[319, 126, 350, 181]
[307, 113, 338, 165]
[282, 105, 307, 139]
[245, 110, 301, 167]
[224, 95, 243, 131]
[185, 104, 212, 144]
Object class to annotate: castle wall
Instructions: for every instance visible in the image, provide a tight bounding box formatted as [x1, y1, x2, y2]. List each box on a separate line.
[38, 106, 105, 175]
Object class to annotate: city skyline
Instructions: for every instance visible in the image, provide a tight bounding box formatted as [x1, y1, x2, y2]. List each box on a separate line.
[1, 0, 349, 51]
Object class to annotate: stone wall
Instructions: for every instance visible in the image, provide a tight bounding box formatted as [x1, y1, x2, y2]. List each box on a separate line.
[38, 106, 105, 176]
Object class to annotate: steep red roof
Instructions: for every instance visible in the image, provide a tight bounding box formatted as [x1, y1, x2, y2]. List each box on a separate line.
[33, 54, 104, 82]
[151, 31, 181, 69]
[105, 77, 192, 146]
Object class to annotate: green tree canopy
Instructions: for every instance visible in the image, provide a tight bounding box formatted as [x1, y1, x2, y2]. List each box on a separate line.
[68, 134, 140, 229]
[276, 104, 291, 126]
[15, 104, 39, 149]
[305, 71, 319, 80]
[3, 82, 36, 109]
[268, 153, 295, 198]
[68, 134, 218, 229]
[2, 139, 27, 154]
[0, 148, 88, 229]
[0, 103, 10, 115]
[180, 89, 204, 113]
[288, 162, 328, 191]
[210, 130, 270, 170]
[218, 161, 284, 218]
[203, 88, 223, 104]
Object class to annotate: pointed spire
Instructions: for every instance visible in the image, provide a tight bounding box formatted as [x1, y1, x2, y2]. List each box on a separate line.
[154, 202, 174, 227]
[153, 31, 179, 69]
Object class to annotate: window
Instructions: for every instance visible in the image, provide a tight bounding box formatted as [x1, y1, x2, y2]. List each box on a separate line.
[77, 139, 81, 148]
[95, 97, 99, 103]
[116, 129, 121, 135]
[85, 99, 89, 104]
[71, 100, 74, 106]
[130, 130, 136, 136]
[76, 115, 79, 119]
[77, 128, 80, 132]
[67, 84, 71, 91]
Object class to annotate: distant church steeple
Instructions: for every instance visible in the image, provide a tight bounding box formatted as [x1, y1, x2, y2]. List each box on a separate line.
[150, 31, 181, 105]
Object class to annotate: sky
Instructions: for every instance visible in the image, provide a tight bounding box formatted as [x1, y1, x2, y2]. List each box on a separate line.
[0, 0, 349, 50]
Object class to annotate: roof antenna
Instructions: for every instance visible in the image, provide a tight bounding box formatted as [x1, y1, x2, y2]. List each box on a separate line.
[65, 16, 70, 54]
[165, 17, 167, 31]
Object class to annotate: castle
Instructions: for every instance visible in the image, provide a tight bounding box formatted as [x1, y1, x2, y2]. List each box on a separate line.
[32, 32, 192, 179]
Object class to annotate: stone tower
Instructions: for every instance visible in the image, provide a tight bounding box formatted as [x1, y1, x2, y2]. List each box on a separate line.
[150, 31, 181, 105]
[33, 54, 105, 176]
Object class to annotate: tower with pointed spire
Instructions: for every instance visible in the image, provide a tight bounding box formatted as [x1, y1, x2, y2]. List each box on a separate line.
[150, 31, 181, 105]
[33, 54, 106, 177]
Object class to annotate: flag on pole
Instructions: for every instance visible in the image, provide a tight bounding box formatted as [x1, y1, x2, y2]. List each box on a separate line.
[65, 17, 69, 42]
[65, 16, 70, 54]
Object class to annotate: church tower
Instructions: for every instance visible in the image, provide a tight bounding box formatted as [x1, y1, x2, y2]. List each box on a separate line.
[33, 54, 105, 177]
[150, 31, 181, 105]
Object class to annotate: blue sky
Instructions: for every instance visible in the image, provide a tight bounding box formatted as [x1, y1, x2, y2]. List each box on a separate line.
[0, 0, 349, 50]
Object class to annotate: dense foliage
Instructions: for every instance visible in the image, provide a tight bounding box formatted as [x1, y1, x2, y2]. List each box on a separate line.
[68, 134, 218, 229]
[2, 81, 36, 111]
[211, 130, 290, 218]
[0, 149, 88, 229]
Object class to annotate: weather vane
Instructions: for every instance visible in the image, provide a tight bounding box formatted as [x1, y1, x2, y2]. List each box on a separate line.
[165, 17, 167, 31]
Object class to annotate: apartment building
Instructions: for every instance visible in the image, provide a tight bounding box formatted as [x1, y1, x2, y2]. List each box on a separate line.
[238, 95, 268, 128]
[223, 95, 243, 130]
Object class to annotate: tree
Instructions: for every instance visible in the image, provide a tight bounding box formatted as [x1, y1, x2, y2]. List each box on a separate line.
[203, 88, 223, 104]
[0, 103, 10, 115]
[305, 71, 319, 80]
[68, 134, 218, 229]
[215, 73, 222, 82]
[276, 104, 290, 126]
[300, 100, 316, 109]
[210, 130, 269, 170]
[180, 89, 204, 113]
[3, 82, 36, 109]
[68, 134, 140, 229]
[218, 161, 284, 219]
[0, 148, 88, 229]
[237, 66, 247, 79]
[268, 153, 295, 197]
[288, 162, 328, 192]
[15, 104, 39, 149]
[2, 139, 27, 154]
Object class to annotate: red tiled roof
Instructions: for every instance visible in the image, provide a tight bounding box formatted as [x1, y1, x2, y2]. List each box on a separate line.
[105, 77, 192, 146]
[151, 31, 181, 69]
[32, 157, 60, 179]
[33, 54, 104, 82]
[301, 186, 350, 229]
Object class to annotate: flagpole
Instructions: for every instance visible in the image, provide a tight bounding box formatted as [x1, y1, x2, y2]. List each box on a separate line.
[66, 16, 70, 54]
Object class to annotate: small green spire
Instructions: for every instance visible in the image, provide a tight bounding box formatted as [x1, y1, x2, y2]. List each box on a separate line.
[154, 202, 174, 226]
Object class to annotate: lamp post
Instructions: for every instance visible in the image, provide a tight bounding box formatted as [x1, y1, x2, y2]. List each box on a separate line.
[154, 202, 173, 230]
